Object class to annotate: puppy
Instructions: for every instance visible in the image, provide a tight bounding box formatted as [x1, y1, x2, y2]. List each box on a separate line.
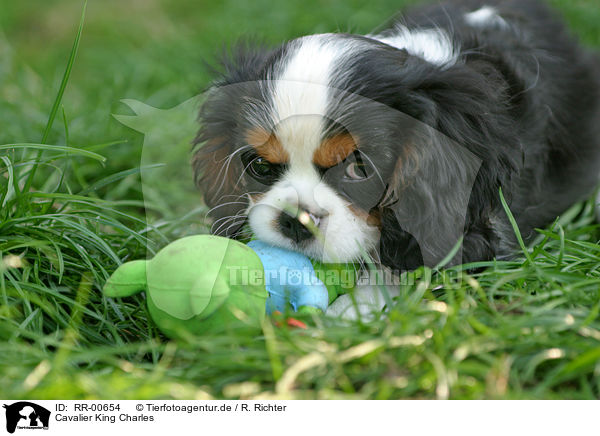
[193, 0, 600, 314]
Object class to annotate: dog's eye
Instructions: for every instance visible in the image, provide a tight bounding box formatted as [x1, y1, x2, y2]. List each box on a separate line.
[344, 162, 368, 180]
[344, 153, 370, 180]
[241, 151, 282, 184]
[251, 157, 273, 177]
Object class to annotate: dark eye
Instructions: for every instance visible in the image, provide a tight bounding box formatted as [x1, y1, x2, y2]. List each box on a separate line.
[344, 152, 370, 180]
[344, 162, 368, 180]
[241, 151, 283, 184]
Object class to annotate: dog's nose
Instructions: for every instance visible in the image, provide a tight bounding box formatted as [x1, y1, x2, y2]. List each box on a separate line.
[278, 208, 326, 243]
[278, 212, 313, 243]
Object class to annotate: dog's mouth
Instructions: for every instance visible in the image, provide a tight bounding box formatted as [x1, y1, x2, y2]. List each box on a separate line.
[299, 211, 322, 228]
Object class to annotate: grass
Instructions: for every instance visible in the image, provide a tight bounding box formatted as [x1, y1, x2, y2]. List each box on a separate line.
[1, 0, 600, 400]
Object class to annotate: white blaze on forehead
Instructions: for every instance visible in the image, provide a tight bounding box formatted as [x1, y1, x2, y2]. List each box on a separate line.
[248, 35, 381, 262]
[273, 36, 334, 120]
[370, 26, 458, 67]
[270, 35, 364, 165]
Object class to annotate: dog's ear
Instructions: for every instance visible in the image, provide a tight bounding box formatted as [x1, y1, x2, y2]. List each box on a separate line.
[415, 60, 521, 202]
[378, 206, 424, 271]
[192, 82, 251, 237]
[377, 60, 520, 269]
[380, 121, 482, 268]
[193, 42, 276, 237]
[192, 134, 247, 237]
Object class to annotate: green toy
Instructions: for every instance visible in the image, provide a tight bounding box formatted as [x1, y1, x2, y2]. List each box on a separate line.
[103, 235, 355, 338]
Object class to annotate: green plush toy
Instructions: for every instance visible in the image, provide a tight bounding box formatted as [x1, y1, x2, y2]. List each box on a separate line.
[103, 235, 355, 338]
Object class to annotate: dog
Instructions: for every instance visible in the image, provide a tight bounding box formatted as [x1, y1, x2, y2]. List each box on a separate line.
[192, 0, 600, 315]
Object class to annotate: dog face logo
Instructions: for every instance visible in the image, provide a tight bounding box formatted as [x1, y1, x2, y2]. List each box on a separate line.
[3, 402, 50, 433]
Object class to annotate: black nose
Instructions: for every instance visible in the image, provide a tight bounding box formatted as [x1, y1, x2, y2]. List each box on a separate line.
[278, 212, 314, 243]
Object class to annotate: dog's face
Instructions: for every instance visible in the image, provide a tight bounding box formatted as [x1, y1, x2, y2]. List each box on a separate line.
[194, 32, 516, 268]
[195, 35, 413, 263]
[243, 111, 392, 263]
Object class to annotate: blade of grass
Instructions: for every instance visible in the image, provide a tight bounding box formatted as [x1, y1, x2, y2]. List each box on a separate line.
[499, 187, 535, 266]
[0, 144, 106, 163]
[1, 156, 16, 208]
[21, 0, 87, 197]
[78, 164, 163, 195]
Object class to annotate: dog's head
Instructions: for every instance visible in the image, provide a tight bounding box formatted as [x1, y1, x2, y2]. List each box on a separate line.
[193, 33, 518, 268]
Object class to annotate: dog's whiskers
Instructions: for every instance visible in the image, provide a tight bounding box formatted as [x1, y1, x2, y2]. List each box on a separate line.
[211, 145, 253, 198]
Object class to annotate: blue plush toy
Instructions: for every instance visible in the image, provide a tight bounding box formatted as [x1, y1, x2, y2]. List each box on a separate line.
[247, 240, 330, 314]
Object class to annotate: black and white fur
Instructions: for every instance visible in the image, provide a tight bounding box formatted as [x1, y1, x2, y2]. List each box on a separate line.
[193, 0, 600, 314]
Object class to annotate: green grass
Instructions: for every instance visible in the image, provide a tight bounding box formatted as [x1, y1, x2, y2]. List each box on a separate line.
[1, 0, 600, 400]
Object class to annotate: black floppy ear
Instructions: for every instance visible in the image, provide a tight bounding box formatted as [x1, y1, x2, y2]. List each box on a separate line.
[192, 42, 276, 237]
[378, 61, 520, 269]
[415, 61, 521, 203]
[192, 82, 252, 237]
[378, 206, 424, 271]
[192, 133, 248, 237]
[380, 120, 483, 269]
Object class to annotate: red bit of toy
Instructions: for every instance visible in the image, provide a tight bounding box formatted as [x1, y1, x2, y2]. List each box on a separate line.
[271, 311, 307, 329]
[286, 317, 307, 329]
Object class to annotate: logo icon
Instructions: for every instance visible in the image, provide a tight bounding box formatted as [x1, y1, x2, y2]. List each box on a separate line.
[3, 402, 50, 434]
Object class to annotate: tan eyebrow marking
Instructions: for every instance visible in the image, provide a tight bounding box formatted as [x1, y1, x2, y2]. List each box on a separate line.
[313, 133, 357, 168]
[245, 128, 289, 164]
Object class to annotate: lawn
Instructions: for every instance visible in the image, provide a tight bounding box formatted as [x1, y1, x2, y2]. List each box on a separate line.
[1, 0, 600, 400]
